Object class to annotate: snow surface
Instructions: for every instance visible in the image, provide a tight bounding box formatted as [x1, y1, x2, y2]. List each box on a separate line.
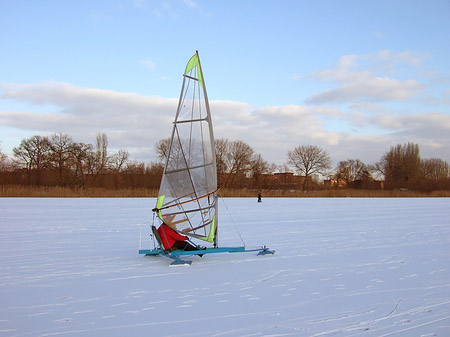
[1, 197, 450, 337]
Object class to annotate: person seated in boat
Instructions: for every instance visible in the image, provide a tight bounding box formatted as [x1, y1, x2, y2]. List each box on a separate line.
[157, 222, 198, 252]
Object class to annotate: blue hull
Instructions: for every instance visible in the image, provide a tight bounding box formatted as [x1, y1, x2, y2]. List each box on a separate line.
[139, 246, 274, 265]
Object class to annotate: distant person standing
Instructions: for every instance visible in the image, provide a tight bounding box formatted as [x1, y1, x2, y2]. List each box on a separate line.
[257, 192, 262, 203]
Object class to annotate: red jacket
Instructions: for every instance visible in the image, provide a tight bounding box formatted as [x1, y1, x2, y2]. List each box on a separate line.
[157, 224, 188, 250]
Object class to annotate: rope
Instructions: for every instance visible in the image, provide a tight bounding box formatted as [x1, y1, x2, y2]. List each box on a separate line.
[220, 194, 246, 247]
[187, 238, 201, 249]
[152, 187, 220, 213]
[151, 212, 157, 249]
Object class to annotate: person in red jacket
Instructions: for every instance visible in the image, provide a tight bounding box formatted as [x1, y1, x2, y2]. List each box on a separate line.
[157, 223, 198, 251]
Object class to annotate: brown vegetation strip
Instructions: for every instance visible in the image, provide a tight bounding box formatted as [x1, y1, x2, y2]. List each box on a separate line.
[1, 185, 449, 198]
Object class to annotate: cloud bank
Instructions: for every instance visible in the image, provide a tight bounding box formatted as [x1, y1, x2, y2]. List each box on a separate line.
[1, 50, 449, 167]
[305, 53, 423, 104]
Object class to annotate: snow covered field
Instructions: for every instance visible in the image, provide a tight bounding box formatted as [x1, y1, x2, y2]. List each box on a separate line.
[1, 197, 449, 337]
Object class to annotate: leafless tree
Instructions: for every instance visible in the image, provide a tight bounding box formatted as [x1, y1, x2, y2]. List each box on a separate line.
[287, 145, 331, 191]
[71, 142, 92, 186]
[376, 142, 421, 188]
[335, 159, 370, 186]
[96, 133, 109, 173]
[215, 138, 230, 176]
[0, 146, 8, 171]
[249, 153, 270, 187]
[110, 149, 130, 172]
[228, 140, 254, 175]
[49, 133, 74, 185]
[154, 138, 171, 163]
[13, 135, 51, 184]
[83, 133, 110, 185]
[421, 158, 450, 180]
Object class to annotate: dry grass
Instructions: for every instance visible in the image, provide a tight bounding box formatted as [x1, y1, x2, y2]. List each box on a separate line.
[0, 185, 158, 198]
[1, 185, 449, 198]
[218, 188, 450, 198]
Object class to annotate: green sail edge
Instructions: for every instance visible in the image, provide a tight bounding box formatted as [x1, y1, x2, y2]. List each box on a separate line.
[156, 195, 165, 220]
[184, 53, 203, 87]
[198, 215, 215, 243]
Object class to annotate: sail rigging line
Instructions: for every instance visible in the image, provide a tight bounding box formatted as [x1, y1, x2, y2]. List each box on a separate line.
[173, 123, 202, 235]
[159, 190, 208, 209]
[219, 193, 246, 247]
[169, 70, 201, 213]
[164, 204, 214, 217]
[152, 187, 220, 213]
[150, 211, 157, 249]
[160, 70, 198, 234]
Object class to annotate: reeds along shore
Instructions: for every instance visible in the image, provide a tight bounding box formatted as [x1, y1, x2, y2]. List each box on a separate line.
[1, 185, 449, 198]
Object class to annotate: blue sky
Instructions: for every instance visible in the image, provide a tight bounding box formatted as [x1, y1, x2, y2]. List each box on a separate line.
[1, 0, 450, 168]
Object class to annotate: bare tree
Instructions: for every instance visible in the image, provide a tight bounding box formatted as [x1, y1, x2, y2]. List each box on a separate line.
[96, 132, 109, 173]
[223, 140, 254, 187]
[228, 140, 254, 175]
[335, 159, 370, 186]
[13, 135, 51, 185]
[49, 133, 74, 185]
[249, 153, 269, 188]
[0, 146, 8, 171]
[215, 138, 230, 176]
[421, 158, 450, 180]
[154, 138, 171, 163]
[71, 142, 92, 186]
[287, 145, 331, 191]
[110, 149, 130, 172]
[376, 142, 421, 189]
[84, 133, 109, 185]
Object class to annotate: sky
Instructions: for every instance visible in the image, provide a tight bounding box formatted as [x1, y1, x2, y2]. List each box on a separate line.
[1, 0, 450, 169]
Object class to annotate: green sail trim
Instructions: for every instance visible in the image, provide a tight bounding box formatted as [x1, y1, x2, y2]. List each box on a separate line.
[156, 195, 165, 220]
[198, 215, 215, 243]
[184, 53, 203, 87]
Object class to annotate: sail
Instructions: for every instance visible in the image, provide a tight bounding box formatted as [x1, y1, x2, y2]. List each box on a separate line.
[155, 51, 218, 244]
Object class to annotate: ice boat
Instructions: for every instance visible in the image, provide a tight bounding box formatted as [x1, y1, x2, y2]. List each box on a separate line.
[139, 51, 274, 265]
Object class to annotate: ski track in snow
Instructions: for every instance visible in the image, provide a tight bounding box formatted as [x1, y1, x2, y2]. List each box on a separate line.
[1, 197, 450, 336]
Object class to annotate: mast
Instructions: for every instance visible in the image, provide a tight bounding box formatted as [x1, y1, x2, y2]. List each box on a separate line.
[196, 51, 219, 247]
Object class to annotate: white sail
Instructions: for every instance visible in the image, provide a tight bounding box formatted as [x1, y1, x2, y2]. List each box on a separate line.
[154, 51, 218, 244]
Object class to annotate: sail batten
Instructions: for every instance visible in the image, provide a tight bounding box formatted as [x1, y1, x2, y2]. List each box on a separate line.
[165, 161, 213, 175]
[155, 51, 218, 244]
[175, 117, 208, 124]
[184, 74, 198, 81]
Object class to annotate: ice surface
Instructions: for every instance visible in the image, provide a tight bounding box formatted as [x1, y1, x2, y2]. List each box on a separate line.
[1, 197, 449, 336]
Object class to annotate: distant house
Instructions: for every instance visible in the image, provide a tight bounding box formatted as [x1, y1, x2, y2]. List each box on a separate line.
[324, 178, 384, 190]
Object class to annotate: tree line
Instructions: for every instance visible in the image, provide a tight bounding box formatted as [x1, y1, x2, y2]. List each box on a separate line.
[1, 133, 449, 192]
[0, 133, 162, 189]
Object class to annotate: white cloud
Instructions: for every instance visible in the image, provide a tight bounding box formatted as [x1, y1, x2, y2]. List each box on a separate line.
[0, 82, 177, 162]
[307, 77, 421, 104]
[371, 112, 450, 134]
[305, 51, 424, 104]
[373, 50, 428, 67]
[141, 59, 155, 70]
[183, 0, 198, 8]
[1, 81, 449, 166]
